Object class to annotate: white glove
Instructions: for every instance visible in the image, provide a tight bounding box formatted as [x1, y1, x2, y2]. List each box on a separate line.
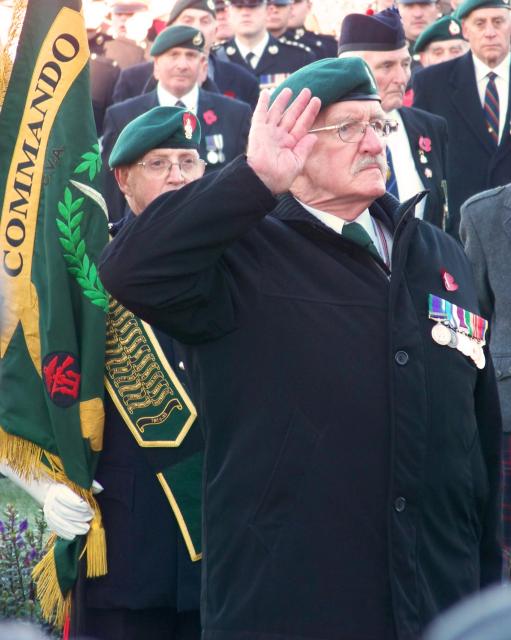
[0, 462, 103, 541]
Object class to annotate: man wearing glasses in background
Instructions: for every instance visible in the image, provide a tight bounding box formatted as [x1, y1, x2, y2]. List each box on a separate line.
[100, 58, 502, 640]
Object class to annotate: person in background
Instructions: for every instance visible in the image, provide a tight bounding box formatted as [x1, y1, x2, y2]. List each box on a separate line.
[214, 0, 234, 42]
[112, 0, 260, 110]
[413, 15, 468, 66]
[102, 25, 252, 220]
[339, 7, 449, 229]
[285, 0, 338, 58]
[219, 0, 315, 90]
[413, 0, 511, 240]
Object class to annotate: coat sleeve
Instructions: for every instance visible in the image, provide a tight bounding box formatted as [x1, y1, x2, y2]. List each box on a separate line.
[459, 207, 494, 322]
[99, 156, 278, 343]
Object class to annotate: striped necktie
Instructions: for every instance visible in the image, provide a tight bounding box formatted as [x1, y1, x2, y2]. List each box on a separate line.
[175, 100, 186, 108]
[484, 71, 499, 145]
[341, 222, 380, 261]
[385, 146, 399, 199]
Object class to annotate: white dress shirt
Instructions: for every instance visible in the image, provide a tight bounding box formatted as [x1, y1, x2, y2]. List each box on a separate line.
[297, 200, 393, 267]
[386, 109, 426, 220]
[472, 51, 510, 143]
[235, 33, 270, 69]
[156, 83, 199, 113]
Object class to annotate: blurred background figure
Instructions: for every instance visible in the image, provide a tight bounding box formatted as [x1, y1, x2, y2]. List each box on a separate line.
[285, 0, 338, 58]
[413, 15, 468, 66]
[423, 584, 511, 640]
[397, 0, 440, 45]
[215, 0, 234, 41]
[266, 0, 294, 38]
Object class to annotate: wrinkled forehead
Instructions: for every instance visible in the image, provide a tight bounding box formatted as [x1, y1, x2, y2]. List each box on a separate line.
[139, 147, 200, 161]
[316, 99, 386, 125]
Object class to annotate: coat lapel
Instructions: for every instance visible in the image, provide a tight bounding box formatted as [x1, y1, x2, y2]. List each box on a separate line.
[398, 108, 435, 189]
[448, 53, 496, 154]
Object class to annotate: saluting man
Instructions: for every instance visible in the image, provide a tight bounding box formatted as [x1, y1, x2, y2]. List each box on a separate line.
[100, 57, 502, 640]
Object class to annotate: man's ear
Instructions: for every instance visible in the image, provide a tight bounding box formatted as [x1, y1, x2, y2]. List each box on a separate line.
[114, 166, 132, 196]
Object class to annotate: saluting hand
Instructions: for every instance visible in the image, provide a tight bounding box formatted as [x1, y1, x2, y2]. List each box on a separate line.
[247, 87, 321, 195]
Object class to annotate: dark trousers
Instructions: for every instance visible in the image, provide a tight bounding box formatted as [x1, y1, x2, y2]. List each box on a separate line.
[71, 605, 201, 640]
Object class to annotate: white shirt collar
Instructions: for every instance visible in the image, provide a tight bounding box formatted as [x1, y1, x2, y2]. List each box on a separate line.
[472, 51, 511, 83]
[235, 32, 270, 64]
[156, 83, 199, 113]
[296, 199, 373, 236]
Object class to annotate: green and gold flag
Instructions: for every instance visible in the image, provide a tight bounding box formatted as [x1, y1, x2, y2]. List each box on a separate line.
[0, 0, 109, 626]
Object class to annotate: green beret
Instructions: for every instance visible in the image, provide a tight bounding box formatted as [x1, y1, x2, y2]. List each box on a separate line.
[413, 15, 465, 53]
[150, 25, 205, 57]
[109, 106, 202, 168]
[456, 0, 510, 19]
[168, 0, 217, 24]
[270, 57, 380, 108]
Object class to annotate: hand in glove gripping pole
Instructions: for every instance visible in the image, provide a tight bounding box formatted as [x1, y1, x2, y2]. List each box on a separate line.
[0, 462, 103, 540]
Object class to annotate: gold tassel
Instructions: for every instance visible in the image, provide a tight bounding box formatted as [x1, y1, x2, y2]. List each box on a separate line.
[0, 0, 28, 108]
[85, 510, 108, 577]
[32, 538, 71, 629]
[0, 425, 44, 480]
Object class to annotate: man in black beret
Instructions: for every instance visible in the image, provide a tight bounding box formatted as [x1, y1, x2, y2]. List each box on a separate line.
[284, 0, 338, 59]
[219, 0, 316, 90]
[72, 107, 205, 640]
[100, 57, 502, 640]
[102, 25, 252, 221]
[112, 0, 260, 110]
[338, 7, 450, 230]
[413, 0, 511, 238]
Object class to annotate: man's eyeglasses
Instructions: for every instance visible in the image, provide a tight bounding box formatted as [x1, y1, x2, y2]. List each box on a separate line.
[308, 119, 399, 143]
[137, 157, 207, 177]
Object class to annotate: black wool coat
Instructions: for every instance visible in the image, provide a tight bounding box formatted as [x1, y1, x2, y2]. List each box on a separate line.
[100, 157, 502, 640]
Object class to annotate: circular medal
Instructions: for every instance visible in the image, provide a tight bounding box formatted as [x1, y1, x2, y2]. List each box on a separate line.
[457, 333, 473, 356]
[207, 150, 219, 164]
[473, 344, 486, 369]
[448, 329, 458, 348]
[432, 323, 451, 346]
[476, 349, 486, 370]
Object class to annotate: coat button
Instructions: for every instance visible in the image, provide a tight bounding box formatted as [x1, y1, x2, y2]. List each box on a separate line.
[496, 369, 502, 378]
[394, 496, 407, 512]
[394, 351, 409, 366]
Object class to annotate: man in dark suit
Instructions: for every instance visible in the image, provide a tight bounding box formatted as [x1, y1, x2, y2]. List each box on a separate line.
[413, 0, 511, 239]
[112, 0, 260, 110]
[339, 7, 449, 229]
[220, 0, 315, 90]
[284, 0, 338, 59]
[460, 184, 511, 573]
[102, 25, 252, 221]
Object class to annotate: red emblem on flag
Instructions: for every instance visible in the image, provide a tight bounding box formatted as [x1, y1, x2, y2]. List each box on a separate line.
[43, 352, 81, 407]
[441, 269, 459, 292]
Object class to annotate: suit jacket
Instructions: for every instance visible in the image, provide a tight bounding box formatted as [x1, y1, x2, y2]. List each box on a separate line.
[413, 52, 511, 239]
[398, 106, 448, 229]
[220, 33, 316, 87]
[101, 88, 251, 221]
[283, 27, 338, 59]
[90, 55, 120, 137]
[112, 53, 260, 110]
[460, 184, 511, 431]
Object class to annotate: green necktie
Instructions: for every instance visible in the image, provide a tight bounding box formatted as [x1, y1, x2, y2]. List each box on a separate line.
[341, 222, 380, 260]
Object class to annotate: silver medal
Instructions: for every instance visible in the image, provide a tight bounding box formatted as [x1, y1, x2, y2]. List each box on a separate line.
[432, 323, 451, 346]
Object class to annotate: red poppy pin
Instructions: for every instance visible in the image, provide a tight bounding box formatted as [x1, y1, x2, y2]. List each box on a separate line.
[223, 90, 235, 99]
[441, 268, 458, 292]
[183, 112, 197, 140]
[418, 136, 432, 152]
[203, 109, 218, 125]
